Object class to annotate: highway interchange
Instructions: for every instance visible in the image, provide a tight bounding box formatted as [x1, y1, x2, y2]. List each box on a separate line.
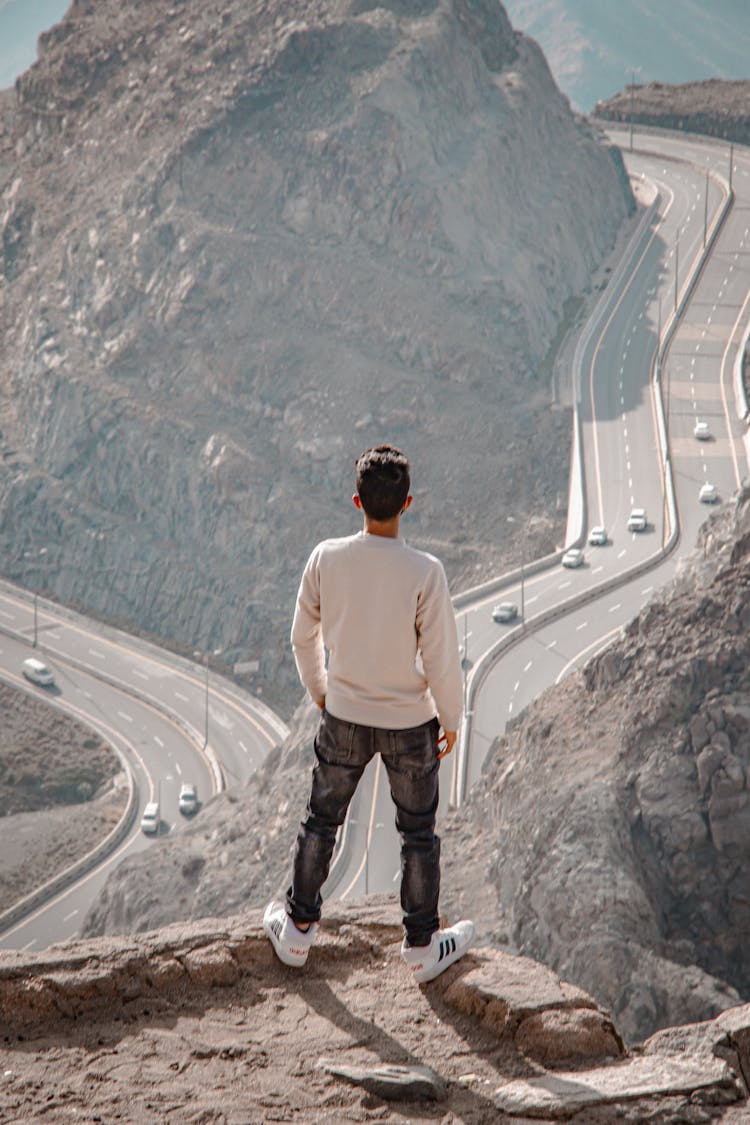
[0, 127, 748, 947]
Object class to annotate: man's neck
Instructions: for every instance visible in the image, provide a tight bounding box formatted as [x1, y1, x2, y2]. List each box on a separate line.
[362, 514, 401, 539]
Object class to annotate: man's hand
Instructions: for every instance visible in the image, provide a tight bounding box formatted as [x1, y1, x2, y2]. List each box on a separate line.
[437, 729, 457, 760]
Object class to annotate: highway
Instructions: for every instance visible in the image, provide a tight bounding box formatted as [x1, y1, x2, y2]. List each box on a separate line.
[0, 584, 287, 951]
[327, 127, 750, 903]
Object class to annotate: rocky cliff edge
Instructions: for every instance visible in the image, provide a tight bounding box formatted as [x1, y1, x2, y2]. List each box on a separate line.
[3, 900, 750, 1123]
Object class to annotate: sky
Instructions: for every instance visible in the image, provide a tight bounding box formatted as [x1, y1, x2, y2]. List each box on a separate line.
[0, 0, 69, 90]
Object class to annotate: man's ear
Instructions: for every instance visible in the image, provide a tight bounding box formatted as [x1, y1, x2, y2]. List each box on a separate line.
[402, 495, 413, 513]
[353, 493, 363, 510]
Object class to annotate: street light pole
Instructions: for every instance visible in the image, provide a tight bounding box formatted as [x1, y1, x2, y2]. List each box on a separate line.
[203, 654, 209, 748]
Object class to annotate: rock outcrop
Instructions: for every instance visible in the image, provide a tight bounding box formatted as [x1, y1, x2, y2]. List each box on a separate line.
[0, 0, 632, 709]
[594, 78, 750, 147]
[439, 483, 750, 1043]
[4, 901, 750, 1122]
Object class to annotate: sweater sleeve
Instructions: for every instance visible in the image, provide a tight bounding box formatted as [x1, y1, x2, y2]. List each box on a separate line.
[290, 546, 328, 704]
[416, 560, 463, 731]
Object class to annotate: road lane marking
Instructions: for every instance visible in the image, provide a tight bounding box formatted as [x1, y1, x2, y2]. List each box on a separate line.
[175, 761, 182, 776]
[576, 622, 588, 631]
[132, 669, 149, 681]
[641, 586, 653, 595]
[0, 609, 14, 620]
[559, 581, 571, 589]
[154, 735, 164, 747]
[117, 711, 133, 723]
[63, 909, 78, 922]
[591, 566, 603, 575]
[618, 549, 627, 558]
[88, 648, 105, 659]
[239, 740, 248, 753]
[175, 691, 190, 703]
[524, 661, 532, 673]
[609, 603, 621, 613]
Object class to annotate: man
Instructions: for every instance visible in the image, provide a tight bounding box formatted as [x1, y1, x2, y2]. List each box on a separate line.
[264, 445, 474, 982]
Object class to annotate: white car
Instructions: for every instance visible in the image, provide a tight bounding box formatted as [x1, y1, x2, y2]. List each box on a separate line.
[22, 657, 55, 687]
[627, 508, 647, 532]
[561, 547, 584, 568]
[178, 783, 199, 815]
[140, 801, 161, 835]
[699, 482, 718, 504]
[588, 526, 607, 546]
[492, 602, 518, 623]
[694, 421, 711, 441]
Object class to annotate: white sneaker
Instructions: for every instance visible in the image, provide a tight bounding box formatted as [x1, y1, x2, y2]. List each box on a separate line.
[263, 901, 318, 967]
[401, 920, 475, 983]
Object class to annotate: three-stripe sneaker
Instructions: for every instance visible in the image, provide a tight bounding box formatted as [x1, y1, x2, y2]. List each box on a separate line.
[401, 920, 475, 983]
[263, 901, 318, 967]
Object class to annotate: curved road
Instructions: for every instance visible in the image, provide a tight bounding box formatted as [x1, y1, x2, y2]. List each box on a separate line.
[328, 127, 750, 903]
[0, 587, 287, 950]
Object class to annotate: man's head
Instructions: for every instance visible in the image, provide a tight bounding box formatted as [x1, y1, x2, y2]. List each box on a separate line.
[354, 445, 411, 522]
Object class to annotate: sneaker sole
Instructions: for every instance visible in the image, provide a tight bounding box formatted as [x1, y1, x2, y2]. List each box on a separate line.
[409, 932, 475, 983]
[263, 905, 312, 968]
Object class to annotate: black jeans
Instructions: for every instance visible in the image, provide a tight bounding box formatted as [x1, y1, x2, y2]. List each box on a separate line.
[286, 709, 441, 947]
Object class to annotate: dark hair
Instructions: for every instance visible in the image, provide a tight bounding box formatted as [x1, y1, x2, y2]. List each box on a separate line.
[355, 445, 410, 521]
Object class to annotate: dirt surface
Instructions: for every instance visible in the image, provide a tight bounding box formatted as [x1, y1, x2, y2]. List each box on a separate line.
[2, 903, 748, 1124]
[0, 679, 126, 914]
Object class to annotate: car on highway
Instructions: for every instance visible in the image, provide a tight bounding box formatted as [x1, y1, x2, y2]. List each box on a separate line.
[178, 783, 199, 815]
[627, 507, 647, 532]
[492, 602, 518, 623]
[22, 657, 55, 687]
[561, 547, 584, 568]
[588, 526, 607, 546]
[140, 801, 161, 835]
[694, 421, 711, 441]
[699, 482, 718, 504]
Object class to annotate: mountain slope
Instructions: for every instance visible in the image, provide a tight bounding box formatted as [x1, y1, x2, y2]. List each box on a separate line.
[0, 0, 631, 708]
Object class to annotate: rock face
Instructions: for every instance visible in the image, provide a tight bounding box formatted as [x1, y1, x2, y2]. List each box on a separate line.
[439, 483, 750, 1043]
[4, 901, 750, 1123]
[0, 0, 632, 709]
[594, 78, 750, 147]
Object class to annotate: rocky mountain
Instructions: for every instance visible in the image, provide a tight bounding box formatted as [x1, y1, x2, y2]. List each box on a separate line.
[594, 78, 750, 148]
[503, 0, 750, 112]
[0, 0, 632, 711]
[83, 482, 750, 1045]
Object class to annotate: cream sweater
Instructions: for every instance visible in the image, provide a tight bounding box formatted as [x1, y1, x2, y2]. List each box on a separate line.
[291, 531, 463, 731]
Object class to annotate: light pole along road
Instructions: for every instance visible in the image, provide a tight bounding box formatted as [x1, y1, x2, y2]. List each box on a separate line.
[0, 586, 288, 951]
[326, 127, 750, 904]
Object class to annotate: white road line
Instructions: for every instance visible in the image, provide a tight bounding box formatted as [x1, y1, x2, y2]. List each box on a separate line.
[0, 609, 14, 620]
[392, 870, 400, 883]
[591, 566, 603, 575]
[609, 603, 621, 613]
[239, 740, 249, 753]
[641, 586, 653, 595]
[513, 681, 520, 693]
[154, 735, 164, 747]
[175, 691, 190, 703]
[508, 702, 513, 715]
[175, 761, 182, 776]
[576, 622, 588, 631]
[117, 711, 133, 723]
[618, 549, 627, 559]
[548, 640, 557, 649]
[523, 661, 532, 673]
[132, 669, 149, 681]
[63, 909, 78, 922]
[526, 595, 538, 605]
[22, 939, 37, 951]
[88, 648, 105, 659]
[559, 581, 571, 590]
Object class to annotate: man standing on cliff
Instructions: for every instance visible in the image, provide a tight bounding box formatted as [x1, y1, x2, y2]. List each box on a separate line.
[264, 444, 474, 982]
